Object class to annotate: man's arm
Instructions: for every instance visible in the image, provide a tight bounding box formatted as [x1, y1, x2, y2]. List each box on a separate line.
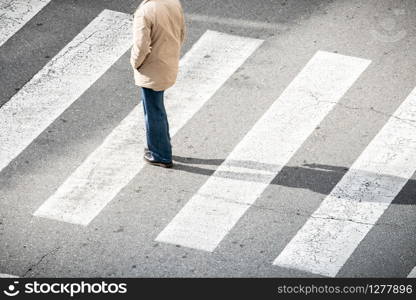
[180, 11, 186, 45]
[130, 8, 152, 70]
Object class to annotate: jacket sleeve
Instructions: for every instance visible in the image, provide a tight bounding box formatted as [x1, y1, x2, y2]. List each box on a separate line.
[130, 8, 152, 70]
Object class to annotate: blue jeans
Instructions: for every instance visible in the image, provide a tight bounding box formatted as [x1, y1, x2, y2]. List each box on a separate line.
[141, 87, 172, 163]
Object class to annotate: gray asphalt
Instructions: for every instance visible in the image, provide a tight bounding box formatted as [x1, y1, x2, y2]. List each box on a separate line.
[0, 0, 415, 277]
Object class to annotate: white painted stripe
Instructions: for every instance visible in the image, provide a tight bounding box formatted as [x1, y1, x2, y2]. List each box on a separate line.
[273, 87, 416, 277]
[155, 51, 371, 252]
[0, 0, 51, 47]
[33, 30, 263, 226]
[0, 273, 18, 278]
[0, 9, 132, 173]
[408, 267, 416, 278]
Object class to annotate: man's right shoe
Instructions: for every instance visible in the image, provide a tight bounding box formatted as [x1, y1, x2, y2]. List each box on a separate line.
[143, 152, 173, 168]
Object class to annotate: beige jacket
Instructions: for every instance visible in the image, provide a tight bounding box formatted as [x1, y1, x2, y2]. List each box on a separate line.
[130, 0, 186, 91]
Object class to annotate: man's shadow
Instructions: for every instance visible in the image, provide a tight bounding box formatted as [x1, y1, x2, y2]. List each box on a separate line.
[172, 155, 416, 205]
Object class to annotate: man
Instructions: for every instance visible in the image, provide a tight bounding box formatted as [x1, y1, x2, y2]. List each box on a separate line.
[131, 0, 186, 168]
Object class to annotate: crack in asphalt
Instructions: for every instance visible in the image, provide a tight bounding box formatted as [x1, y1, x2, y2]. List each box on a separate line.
[308, 214, 378, 227]
[196, 192, 403, 229]
[22, 246, 60, 277]
[316, 100, 416, 126]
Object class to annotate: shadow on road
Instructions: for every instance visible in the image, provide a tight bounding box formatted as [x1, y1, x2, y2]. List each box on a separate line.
[172, 155, 416, 205]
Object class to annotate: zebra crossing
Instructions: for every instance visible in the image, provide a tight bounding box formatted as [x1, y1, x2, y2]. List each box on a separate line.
[156, 51, 371, 251]
[0, 273, 18, 278]
[0, 4, 415, 278]
[0, 0, 51, 47]
[33, 29, 263, 225]
[273, 87, 416, 277]
[0, 9, 132, 173]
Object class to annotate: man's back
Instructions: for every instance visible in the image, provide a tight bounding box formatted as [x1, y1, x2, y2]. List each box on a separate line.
[131, 0, 186, 91]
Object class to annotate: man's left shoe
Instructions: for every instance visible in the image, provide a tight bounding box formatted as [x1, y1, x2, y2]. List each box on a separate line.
[143, 152, 173, 168]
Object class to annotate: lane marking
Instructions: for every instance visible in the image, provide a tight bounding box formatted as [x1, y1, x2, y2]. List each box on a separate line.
[273, 87, 416, 277]
[155, 51, 371, 252]
[0, 0, 51, 47]
[408, 267, 416, 278]
[0, 9, 132, 173]
[33, 30, 263, 226]
[0, 273, 18, 278]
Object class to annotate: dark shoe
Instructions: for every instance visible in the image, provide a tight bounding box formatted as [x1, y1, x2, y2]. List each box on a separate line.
[143, 152, 173, 168]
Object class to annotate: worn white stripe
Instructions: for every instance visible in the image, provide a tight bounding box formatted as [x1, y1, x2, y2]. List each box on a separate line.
[33, 30, 263, 226]
[0, 0, 51, 47]
[0, 273, 18, 278]
[273, 87, 416, 277]
[0, 9, 132, 173]
[408, 267, 416, 278]
[155, 51, 371, 252]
